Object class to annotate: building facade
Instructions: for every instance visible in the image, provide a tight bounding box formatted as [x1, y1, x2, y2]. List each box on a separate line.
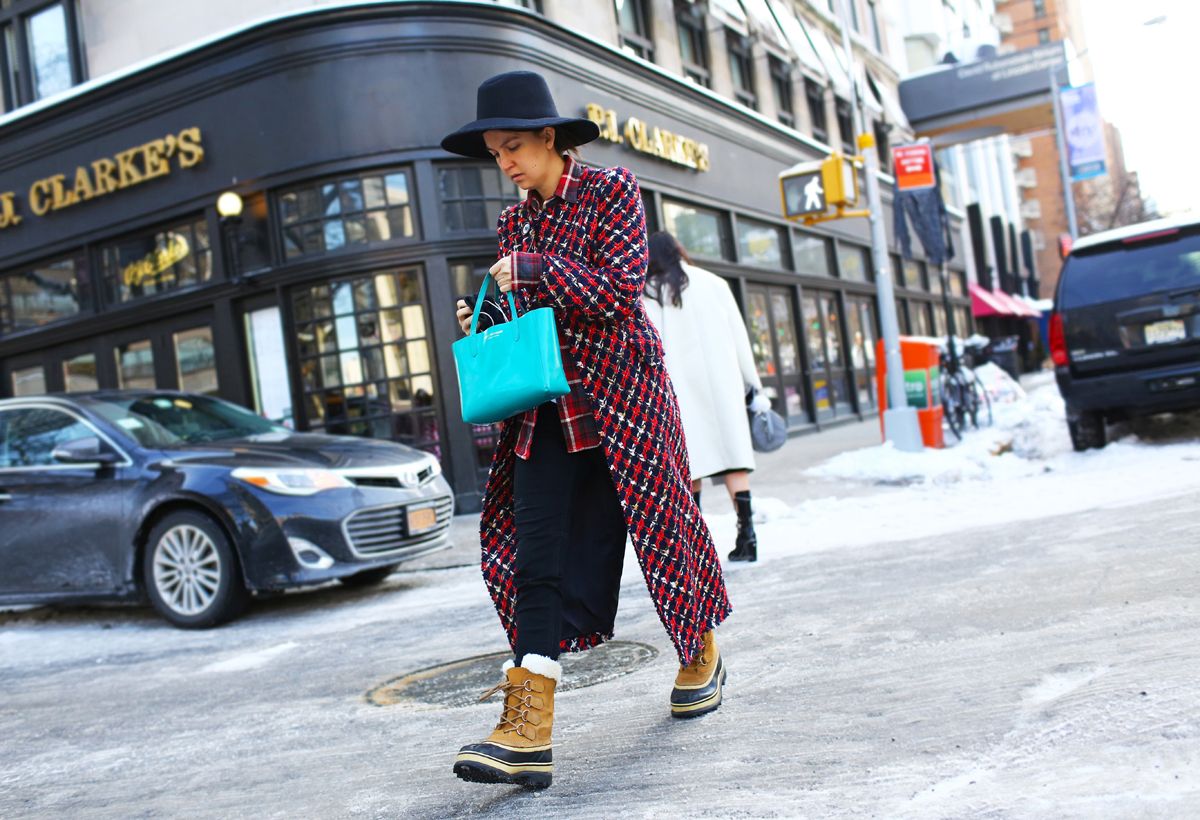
[0, 1, 971, 510]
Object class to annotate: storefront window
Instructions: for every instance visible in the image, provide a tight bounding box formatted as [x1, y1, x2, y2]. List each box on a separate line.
[949, 269, 966, 297]
[911, 301, 932, 336]
[837, 243, 869, 282]
[2, 254, 88, 334]
[63, 353, 97, 393]
[115, 340, 155, 389]
[279, 168, 416, 260]
[438, 163, 521, 233]
[736, 218, 785, 269]
[293, 267, 440, 460]
[100, 216, 212, 305]
[794, 232, 831, 276]
[928, 263, 944, 295]
[662, 198, 728, 260]
[902, 259, 925, 291]
[174, 327, 218, 396]
[11, 365, 45, 396]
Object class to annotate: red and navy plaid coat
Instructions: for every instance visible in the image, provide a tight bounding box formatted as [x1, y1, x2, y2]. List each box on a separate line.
[479, 162, 732, 667]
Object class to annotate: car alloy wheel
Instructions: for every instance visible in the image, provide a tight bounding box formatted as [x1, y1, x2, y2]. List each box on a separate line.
[153, 524, 222, 616]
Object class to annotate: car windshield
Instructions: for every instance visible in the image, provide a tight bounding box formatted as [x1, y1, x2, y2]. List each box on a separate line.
[1060, 228, 1200, 309]
[89, 395, 287, 446]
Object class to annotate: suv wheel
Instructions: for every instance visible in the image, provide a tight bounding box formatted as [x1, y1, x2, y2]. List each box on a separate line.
[1068, 411, 1108, 451]
[144, 510, 249, 628]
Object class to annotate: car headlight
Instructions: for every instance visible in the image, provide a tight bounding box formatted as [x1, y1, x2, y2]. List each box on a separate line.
[231, 467, 353, 496]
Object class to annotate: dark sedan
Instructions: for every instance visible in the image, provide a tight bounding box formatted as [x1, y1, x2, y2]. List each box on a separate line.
[0, 391, 454, 627]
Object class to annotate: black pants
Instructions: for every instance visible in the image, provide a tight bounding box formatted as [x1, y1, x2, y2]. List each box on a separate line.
[513, 403, 627, 664]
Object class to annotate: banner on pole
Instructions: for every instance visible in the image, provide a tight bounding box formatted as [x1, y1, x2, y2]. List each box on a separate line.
[1060, 83, 1106, 181]
[892, 144, 936, 191]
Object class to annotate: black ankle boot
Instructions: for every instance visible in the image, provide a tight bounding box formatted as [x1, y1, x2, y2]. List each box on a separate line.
[693, 490, 701, 510]
[728, 491, 757, 562]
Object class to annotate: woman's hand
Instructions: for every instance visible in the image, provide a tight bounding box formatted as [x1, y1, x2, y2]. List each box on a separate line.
[455, 299, 473, 335]
[490, 256, 514, 293]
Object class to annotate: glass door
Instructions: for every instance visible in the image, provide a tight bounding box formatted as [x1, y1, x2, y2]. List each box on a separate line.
[803, 290, 853, 420]
[243, 303, 293, 427]
[846, 295, 878, 411]
[745, 283, 808, 426]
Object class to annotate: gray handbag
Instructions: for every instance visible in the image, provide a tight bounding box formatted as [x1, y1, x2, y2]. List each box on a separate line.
[748, 406, 787, 452]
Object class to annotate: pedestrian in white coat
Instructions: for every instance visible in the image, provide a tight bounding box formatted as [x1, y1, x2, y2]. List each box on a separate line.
[643, 231, 772, 562]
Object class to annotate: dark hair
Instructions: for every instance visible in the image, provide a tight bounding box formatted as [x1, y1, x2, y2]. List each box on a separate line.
[646, 231, 690, 308]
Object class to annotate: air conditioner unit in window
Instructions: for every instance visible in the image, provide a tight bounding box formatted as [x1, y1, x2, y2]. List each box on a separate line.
[1011, 137, 1034, 158]
[993, 13, 1014, 34]
[1015, 167, 1037, 188]
[1020, 198, 1042, 219]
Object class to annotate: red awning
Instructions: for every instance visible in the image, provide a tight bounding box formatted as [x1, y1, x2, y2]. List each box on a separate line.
[992, 289, 1041, 318]
[970, 283, 1012, 317]
[970, 284, 1041, 318]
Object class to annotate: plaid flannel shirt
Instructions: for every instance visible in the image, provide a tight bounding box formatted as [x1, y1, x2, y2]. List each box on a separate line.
[508, 156, 601, 460]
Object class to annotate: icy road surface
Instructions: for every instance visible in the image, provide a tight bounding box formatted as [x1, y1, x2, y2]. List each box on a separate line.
[2, 374, 1199, 817]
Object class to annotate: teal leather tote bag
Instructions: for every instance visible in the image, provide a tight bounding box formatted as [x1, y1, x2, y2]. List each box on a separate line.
[451, 275, 570, 425]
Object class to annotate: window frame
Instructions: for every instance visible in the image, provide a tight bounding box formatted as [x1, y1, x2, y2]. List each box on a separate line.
[835, 96, 854, 154]
[0, 0, 86, 112]
[614, 0, 655, 62]
[435, 161, 522, 235]
[675, 1, 710, 87]
[276, 166, 419, 262]
[726, 29, 757, 110]
[805, 79, 829, 144]
[768, 55, 794, 128]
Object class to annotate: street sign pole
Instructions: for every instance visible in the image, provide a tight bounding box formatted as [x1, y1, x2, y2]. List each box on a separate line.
[835, 0, 923, 452]
[1050, 66, 1079, 239]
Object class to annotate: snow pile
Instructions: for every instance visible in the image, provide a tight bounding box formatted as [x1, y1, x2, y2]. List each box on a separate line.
[809, 373, 1069, 486]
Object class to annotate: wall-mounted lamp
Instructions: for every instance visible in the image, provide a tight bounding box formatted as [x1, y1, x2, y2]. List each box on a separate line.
[217, 191, 244, 284]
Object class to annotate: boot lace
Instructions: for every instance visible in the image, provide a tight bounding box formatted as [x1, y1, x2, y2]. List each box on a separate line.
[479, 678, 538, 738]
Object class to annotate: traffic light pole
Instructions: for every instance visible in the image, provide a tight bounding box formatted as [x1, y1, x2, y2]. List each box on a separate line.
[835, 1, 924, 452]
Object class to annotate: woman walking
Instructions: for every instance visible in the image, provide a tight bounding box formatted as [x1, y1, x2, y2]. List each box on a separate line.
[643, 232, 770, 562]
[441, 71, 731, 790]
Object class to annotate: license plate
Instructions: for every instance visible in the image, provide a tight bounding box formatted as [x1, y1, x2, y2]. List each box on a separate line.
[1145, 319, 1186, 345]
[406, 506, 438, 534]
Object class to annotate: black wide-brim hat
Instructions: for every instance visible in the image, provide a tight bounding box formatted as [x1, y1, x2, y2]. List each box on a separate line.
[440, 70, 600, 159]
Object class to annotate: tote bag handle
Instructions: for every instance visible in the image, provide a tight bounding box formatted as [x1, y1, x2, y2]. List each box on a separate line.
[468, 274, 521, 355]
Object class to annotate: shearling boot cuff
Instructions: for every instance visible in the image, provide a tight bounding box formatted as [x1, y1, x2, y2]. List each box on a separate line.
[516, 653, 562, 682]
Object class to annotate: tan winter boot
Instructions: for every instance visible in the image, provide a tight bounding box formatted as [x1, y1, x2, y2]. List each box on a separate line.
[453, 654, 559, 789]
[670, 630, 726, 718]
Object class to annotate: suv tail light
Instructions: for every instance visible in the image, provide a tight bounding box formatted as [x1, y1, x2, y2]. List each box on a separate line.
[1049, 311, 1068, 366]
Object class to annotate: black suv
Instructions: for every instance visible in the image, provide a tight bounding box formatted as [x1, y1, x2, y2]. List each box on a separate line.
[1051, 216, 1200, 450]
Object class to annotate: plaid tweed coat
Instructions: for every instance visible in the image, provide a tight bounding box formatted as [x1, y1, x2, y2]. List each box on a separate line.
[479, 164, 732, 667]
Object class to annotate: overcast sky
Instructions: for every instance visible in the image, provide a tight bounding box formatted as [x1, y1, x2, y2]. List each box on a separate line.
[1081, 0, 1198, 215]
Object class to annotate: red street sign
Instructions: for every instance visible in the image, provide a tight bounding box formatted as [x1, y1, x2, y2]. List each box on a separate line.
[892, 144, 936, 191]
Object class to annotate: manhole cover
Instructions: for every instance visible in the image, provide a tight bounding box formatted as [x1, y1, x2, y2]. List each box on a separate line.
[366, 640, 659, 708]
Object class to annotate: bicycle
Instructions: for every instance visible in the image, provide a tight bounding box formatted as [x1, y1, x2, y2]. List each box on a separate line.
[939, 338, 993, 443]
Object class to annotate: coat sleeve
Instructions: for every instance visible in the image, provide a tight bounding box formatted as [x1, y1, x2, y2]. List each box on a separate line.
[721, 282, 763, 393]
[518, 167, 648, 322]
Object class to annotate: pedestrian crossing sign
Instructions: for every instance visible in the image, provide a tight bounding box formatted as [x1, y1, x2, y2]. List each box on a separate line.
[779, 154, 859, 222]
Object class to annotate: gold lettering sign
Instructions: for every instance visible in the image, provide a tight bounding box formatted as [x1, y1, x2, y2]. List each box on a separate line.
[122, 233, 191, 290]
[585, 104, 710, 172]
[0, 126, 205, 232]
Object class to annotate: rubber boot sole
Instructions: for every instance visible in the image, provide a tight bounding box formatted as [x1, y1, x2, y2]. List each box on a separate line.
[453, 759, 552, 790]
[670, 664, 728, 719]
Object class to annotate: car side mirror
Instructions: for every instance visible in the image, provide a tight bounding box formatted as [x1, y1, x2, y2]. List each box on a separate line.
[52, 436, 119, 465]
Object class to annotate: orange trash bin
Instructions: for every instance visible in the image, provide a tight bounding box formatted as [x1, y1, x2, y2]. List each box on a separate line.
[875, 336, 944, 449]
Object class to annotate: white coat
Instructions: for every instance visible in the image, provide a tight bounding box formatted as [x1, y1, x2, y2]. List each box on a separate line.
[642, 262, 763, 480]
